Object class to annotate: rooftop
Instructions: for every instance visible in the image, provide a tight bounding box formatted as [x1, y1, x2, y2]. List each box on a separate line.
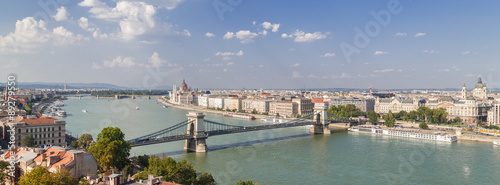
[13, 115, 60, 125]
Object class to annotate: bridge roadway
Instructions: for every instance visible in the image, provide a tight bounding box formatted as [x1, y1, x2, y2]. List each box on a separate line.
[130, 119, 352, 147]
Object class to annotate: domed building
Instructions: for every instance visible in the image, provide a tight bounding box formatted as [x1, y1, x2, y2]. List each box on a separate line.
[169, 79, 197, 105]
[472, 77, 487, 100]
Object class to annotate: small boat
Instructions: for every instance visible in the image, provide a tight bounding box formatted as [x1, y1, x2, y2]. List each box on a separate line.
[163, 105, 167, 108]
[82, 110, 88, 113]
[57, 110, 67, 117]
[136, 107, 140, 110]
[494, 141, 500, 145]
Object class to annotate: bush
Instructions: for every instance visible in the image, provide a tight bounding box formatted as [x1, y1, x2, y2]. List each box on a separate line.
[419, 122, 429, 129]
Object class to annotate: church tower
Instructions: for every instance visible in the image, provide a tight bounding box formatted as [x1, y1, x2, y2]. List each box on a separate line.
[461, 83, 467, 100]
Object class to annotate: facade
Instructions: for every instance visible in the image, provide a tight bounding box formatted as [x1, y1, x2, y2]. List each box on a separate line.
[269, 101, 298, 118]
[292, 98, 313, 115]
[223, 98, 232, 110]
[427, 96, 490, 125]
[374, 98, 422, 114]
[241, 99, 272, 113]
[208, 97, 224, 109]
[169, 79, 196, 105]
[488, 102, 500, 125]
[197, 94, 211, 108]
[34, 146, 98, 178]
[2, 115, 66, 147]
[230, 98, 243, 111]
[329, 98, 375, 112]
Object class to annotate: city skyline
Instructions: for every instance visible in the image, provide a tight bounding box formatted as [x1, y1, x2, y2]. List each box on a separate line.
[1, 0, 499, 89]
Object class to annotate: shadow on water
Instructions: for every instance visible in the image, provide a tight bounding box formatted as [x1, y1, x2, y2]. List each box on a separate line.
[152, 133, 312, 157]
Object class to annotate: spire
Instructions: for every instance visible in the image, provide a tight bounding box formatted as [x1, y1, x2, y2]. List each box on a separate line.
[463, 82, 466, 88]
[478, 76, 482, 84]
[183, 78, 185, 84]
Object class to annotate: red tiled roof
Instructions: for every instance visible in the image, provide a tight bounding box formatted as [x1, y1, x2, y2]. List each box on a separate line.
[13, 115, 58, 125]
[311, 99, 324, 103]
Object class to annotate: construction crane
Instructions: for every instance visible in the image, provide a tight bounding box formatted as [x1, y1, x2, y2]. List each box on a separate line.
[369, 85, 375, 98]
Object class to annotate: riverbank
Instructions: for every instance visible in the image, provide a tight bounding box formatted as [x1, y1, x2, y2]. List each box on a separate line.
[158, 98, 268, 119]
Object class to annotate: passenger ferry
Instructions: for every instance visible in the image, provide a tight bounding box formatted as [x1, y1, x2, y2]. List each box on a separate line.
[223, 113, 255, 120]
[82, 109, 88, 113]
[348, 126, 457, 143]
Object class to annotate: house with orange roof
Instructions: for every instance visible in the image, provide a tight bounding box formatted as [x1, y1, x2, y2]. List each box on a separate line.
[34, 146, 98, 178]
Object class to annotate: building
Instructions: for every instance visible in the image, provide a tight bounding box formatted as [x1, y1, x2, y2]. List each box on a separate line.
[223, 98, 232, 110]
[329, 98, 375, 112]
[230, 98, 243, 111]
[426, 96, 490, 125]
[471, 77, 488, 100]
[241, 99, 272, 113]
[269, 101, 298, 118]
[208, 97, 224, 109]
[374, 98, 422, 114]
[1, 115, 66, 147]
[197, 94, 211, 108]
[292, 98, 313, 115]
[488, 102, 500, 125]
[34, 146, 98, 178]
[169, 79, 196, 105]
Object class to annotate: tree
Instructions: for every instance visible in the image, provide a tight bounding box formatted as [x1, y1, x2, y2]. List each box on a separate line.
[0, 161, 10, 185]
[367, 111, 379, 124]
[196, 172, 215, 185]
[408, 111, 418, 121]
[21, 135, 35, 147]
[133, 156, 211, 185]
[384, 111, 396, 127]
[453, 117, 461, 123]
[477, 120, 483, 126]
[70, 141, 79, 149]
[76, 134, 93, 148]
[18, 166, 76, 185]
[419, 122, 429, 129]
[88, 127, 131, 172]
[397, 111, 408, 120]
[123, 165, 133, 181]
[236, 180, 260, 185]
[251, 109, 258, 114]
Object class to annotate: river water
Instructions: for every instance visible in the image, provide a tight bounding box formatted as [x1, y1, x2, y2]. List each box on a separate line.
[57, 97, 500, 185]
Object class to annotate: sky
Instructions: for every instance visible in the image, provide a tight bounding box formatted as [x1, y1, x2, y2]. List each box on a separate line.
[0, 0, 499, 90]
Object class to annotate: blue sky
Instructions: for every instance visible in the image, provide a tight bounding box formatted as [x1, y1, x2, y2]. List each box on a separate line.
[1, 0, 499, 90]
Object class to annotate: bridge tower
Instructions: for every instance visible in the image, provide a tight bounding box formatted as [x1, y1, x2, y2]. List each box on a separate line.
[311, 102, 331, 134]
[184, 112, 208, 152]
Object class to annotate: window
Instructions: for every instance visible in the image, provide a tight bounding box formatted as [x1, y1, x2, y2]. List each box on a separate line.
[31, 129, 33, 132]
[59, 132, 61, 137]
[25, 129, 28, 133]
[35, 141, 37, 145]
[52, 140, 54, 143]
[18, 129, 20, 133]
[59, 126, 61, 131]
[59, 139, 61, 143]
[43, 141, 46, 144]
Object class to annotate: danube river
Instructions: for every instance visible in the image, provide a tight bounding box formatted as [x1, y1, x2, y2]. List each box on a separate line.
[58, 97, 500, 185]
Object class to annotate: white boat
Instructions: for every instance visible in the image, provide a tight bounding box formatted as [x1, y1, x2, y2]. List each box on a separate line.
[163, 105, 167, 108]
[348, 126, 457, 142]
[494, 141, 500, 145]
[224, 112, 255, 120]
[57, 110, 67, 117]
[260, 116, 289, 123]
[82, 110, 88, 113]
[136, 107, 140, 110]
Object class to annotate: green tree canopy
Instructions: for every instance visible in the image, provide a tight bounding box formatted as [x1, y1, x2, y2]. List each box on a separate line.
[76, 134, 93, 149]
[419, 122, 429, 129]
[453, 117, 461, 123]
[328, 104, 364, 120]
[21, 135, 35, 147]
[18, 166, 76, 185]
[0, 161, 10, 185]
[133, 155, 214, 185]
[236, 180, 260, 185]
[196, 172, 215, 185]
[367, 111, 379, 124]
[88, 127, 131, 172]
[384, 111, 396, 127]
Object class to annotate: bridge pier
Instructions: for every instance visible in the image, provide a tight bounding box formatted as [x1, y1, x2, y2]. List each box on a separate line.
[184, 112, 208, 153]
[311, 102, 330, 135]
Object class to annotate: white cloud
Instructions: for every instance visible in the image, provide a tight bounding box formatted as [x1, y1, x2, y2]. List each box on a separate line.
[398, 69, 403, 72]
[462, 51, 470, 55]
[395, 32, 407, 36]
[374, 51, 389, 55]
[215, 50, 244, 56]
[53, 6, 69, 21]
[259, 30, 268, 36]
[176, 29, 191, 37]
[439, 66, 459, 72]
[423, 50, 436, 54]
[203, 58, 210, 62]
[282, 29, 329, 42]
[374, 69, 394, 73]
[320, 52, 335, 57]
[414, 32, 426, 37]
[339, 72, 351, 79]
[125, 0, 184, 10]
[261, 22, 280, 32]
[227, 62, 234, 66]
[0, 17, 84, 53]
[92, 62, 102, 69]
[205, 32, 215, 37]
[52, 26, 85, 45]
[292, 63, 300, 67]
[148, 52, 165, 67]
[289, 48, 296, 51]
[292, 71, 301, 78]
[223, 68, 228, 72]
[79, 0, 157, 40]
[223, 30, 258, 43]
[78, 17, 94, 32]
[222, 56, 231, 61]
[103, 56, 136, 68]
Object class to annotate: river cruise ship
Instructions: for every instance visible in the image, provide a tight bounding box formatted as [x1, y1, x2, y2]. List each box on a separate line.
[348, 126, 457, 143]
